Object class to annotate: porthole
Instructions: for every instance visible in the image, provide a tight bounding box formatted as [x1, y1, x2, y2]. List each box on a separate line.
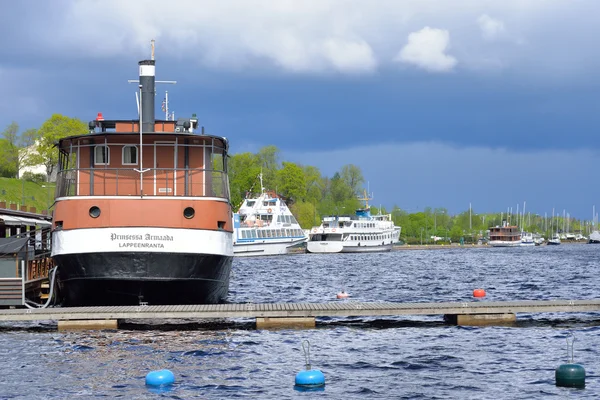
[183, 207, 195, 219]
[89, 206, 101, 218]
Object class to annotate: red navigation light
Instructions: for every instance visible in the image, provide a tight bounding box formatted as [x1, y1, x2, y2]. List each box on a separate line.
[96, 112, 104, 121]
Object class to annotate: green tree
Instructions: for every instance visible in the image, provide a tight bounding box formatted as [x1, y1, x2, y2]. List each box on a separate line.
[290, 200, 317, 229]
[277, 161, 306, 201]
[228, 152, 261, 209]
[450, 225, 463, 242]
[29, 114, 88, 180]
[302, 165, 323, 203]
[0, 122, 37, 178]
[329, 172, 353, 204]
[256, 145, 280, 189]
[340, 164, 364, 196]
[0, 138, 17, 178]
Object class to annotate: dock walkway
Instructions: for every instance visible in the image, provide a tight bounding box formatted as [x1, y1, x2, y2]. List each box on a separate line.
[0, 299, 599, 329]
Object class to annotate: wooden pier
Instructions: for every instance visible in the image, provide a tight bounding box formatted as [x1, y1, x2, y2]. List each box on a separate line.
[0, 299, 599, 330]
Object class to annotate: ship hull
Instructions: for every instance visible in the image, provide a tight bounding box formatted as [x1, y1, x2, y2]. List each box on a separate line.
[233, 238, 307, 257]
[52, 225, 233, 306]
[489, 241, 522, 247]
[306, 241, 394, 254]
[54, 252, 232, 306]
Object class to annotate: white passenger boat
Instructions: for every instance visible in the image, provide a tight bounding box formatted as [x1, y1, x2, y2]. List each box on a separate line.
[306, 193, 401, 254]
[233, 175, 307, 257]
[520, 232, 535, 247]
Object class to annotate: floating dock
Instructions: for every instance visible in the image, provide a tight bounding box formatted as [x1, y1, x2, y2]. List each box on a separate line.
[0, 299, 599, 330]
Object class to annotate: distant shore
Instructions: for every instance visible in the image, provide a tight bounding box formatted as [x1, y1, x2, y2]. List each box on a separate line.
[393, 241, 590, 250]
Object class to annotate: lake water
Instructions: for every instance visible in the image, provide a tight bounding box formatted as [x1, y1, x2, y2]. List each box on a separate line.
[1, 245, 599, 399]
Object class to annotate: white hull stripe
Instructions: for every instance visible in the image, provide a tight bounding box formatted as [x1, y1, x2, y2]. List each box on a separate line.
[52, 227, 233, 256]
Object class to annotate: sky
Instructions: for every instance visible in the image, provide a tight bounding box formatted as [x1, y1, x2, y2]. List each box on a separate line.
[0, 0, 599, 219]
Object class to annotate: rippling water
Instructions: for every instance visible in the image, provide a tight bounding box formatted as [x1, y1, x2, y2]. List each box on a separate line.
[1, 245, 599, 398]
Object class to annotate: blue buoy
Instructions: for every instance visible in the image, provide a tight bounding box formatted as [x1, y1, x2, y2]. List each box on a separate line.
[145, 369, 175, 387]
[295, 369, 325, 387]
[555, 334, 585, 389]
[294, 340, 325, 390]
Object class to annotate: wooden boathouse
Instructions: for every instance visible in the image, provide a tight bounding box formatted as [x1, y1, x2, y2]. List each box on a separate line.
[0, 203, 53, 306]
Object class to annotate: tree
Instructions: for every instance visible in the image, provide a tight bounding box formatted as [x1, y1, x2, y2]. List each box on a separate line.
[340, 164, 364, 196]
[329, 172, 353, 204]
[228, 152, 261, 209]
[0, 138, 17, 178]
[277, 162, 306, 201]
[302, 165, 323, 204]
[0, 122, 38, 178]
[256, 145, 280, 189]
[290, 200, 317, 229]
[28, 114, 88, 180]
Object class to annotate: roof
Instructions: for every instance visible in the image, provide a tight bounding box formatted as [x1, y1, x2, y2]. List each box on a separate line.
[0, 215, 52, 227]
[0, 237, 29, 254]
[56, 120, 229, 151]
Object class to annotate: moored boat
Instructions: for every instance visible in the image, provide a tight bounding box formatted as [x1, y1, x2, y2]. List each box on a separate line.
[488, 223, 521, 247]
[547, 234, 561, 245]
[51, 45, 233, 306]
[520, 231, 535, 247]
[233, 174, 308, 256]
[306, 192, 401, 254]
[588, 231, 600, 244]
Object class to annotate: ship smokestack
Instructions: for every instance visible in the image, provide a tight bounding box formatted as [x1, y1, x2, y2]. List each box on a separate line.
[139, 59, 155, 133]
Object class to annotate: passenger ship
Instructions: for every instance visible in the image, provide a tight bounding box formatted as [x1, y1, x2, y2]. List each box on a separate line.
[51, 46, 233, 306]
[306, 193, 401, 253]
[233, 174, 307, 256]
[488, 222, 521, 247]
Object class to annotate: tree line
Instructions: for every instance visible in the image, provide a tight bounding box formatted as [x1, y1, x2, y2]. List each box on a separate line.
[0, 115, 88, 181]
[2, 115, 593, 243]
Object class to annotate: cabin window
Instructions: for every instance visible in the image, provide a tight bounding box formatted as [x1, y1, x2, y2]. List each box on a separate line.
[122, 145, 138, 165]
[94, 145, 110, 165]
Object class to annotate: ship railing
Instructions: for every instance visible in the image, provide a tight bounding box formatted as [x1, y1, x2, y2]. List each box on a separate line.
[55, 168, 230, 199]
[240, 221, 272, 228]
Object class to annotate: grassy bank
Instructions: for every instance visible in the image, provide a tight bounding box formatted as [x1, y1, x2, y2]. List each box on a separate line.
[0, 177, 55, 213]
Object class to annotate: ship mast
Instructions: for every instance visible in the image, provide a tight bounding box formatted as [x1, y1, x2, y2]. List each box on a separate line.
[358, 189, 373, 209]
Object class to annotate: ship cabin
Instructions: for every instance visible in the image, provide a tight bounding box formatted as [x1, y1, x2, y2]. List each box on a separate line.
[321, 214, 394, 231]
[489, 224, 521, 243]
[54, 116, 230, 200]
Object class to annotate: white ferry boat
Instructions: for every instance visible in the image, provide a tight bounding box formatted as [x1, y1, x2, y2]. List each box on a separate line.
[306, 193, 401, 254]
[232, 175, 308, 257]
[520, 232, 535, 246]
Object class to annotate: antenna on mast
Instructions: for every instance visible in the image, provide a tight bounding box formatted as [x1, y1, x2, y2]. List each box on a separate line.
[128, 39, 177, 121]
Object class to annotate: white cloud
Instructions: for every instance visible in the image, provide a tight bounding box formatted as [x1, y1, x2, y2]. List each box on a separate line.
[394, 27, 457, 72]
[477, 14, 506, 40]
[6, 0, 600, 77]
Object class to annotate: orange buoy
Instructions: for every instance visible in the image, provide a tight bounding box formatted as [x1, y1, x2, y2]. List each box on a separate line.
[336, 291, 349, 299]
[473, 288, 486, 298]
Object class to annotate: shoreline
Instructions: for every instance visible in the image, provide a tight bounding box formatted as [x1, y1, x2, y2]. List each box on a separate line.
[393, 241, 592, 250]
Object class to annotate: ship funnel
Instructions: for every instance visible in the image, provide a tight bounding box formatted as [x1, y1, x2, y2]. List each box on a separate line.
[138, 59, 155, 133]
